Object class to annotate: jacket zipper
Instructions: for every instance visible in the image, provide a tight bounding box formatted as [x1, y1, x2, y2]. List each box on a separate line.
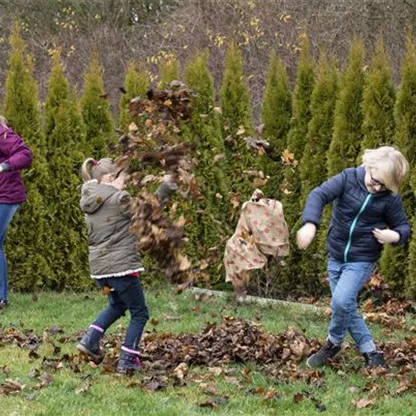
[343, 194, 372, 262]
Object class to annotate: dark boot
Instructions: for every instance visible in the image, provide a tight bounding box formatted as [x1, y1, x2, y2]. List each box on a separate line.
[77, 326, 104, 363]
[117, 349, 143, 373]
[363, 350, 387, 369]
[306, 339, 341, 368]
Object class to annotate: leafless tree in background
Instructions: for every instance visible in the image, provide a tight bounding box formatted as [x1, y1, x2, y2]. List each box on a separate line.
[0, 0, 415, 120]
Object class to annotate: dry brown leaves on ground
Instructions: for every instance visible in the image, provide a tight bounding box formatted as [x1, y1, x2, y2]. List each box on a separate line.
[2, 314, 416, 409]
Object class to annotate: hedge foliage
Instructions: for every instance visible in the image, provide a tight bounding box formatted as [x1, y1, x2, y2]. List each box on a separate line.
[4, 26, 416, 298]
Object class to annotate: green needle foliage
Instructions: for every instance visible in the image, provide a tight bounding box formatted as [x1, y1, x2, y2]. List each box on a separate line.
[80, 53, 115, 158]
[44, 50, 70, 137]
[360, 39, 395, 155]
[319, 39, 366, 269]
[158, 54, 180, 86]
[328, 38, 365, 177]
[280, 34, 315, 291]
[4, 21, 52, 290]
[220, 40, 256, 214]
[298, 52, 338, 294]
[44, 51, 89, 290]
[383, 34, 416, 295]
[283, 34, 315, 228]
[184, 50, 231, 285]
[261, 50, 292, 198]
[119, 62, 149, 131]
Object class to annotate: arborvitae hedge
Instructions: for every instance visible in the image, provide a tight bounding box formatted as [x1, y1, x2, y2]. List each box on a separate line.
[44, 53, 89, 290]
[328, 39, 365, 176]
[299, 53, 338, 293]
[220, 40, 257, 211]
[383, 34, 416, 295]
[360, 39, 395, 154]
[44, 50, 70, 137]
[261, 50, 292, 198]
[119, 62, 148, 130]
[4, 22, 52, 290]
[360, 40, 396, 286]
[158, 54, 179, 86]
[80, 53, 115, 158]
[5, 26, 416, 299]
[184, 50, 231, 285]
[282, 35, 315, 226]
[319, 39, 366, 264]
[280, 34, 315, 290]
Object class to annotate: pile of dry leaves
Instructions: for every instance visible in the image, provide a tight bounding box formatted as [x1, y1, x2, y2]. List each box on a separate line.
[2, 314, 416, 410]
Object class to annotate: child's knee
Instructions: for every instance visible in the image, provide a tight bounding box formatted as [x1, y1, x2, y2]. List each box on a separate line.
[331, 295, 354, 313]
[131, 304, 149, 321]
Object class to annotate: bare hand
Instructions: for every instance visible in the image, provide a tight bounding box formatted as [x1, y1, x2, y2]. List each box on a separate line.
[111, 172, 126, 190]
[373, 228, 400, 244]
[297, 223, 317, 250]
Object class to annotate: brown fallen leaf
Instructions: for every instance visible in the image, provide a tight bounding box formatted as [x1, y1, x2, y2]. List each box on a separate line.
[35, 372, 54, 390]
[143, 379, 166, 392]
[352, 398, 376, 409]
[263, 386, 280, 401]
[172, 362, 188, 381]
[200, 396, 229, 408]
[150, 317, 159, 326]
[0, 379, 24, 395]
[75, 379, 92, 395]
[0, 366, 11, 375]
[224, 376, 239, 385]
[161, 314, 180, 321]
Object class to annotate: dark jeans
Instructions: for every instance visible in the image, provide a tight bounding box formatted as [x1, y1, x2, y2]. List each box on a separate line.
[93, 275, 149, 351]
[0, 203, 20, 301]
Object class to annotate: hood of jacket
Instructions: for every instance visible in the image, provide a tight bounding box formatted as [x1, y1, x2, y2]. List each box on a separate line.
[80, 180, 118, 214]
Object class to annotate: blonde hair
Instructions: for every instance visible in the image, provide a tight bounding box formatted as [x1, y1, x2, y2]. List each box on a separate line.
[0, 115, 8, 127]
[362, 146, 409, 193]
[81, 157, 117, 182]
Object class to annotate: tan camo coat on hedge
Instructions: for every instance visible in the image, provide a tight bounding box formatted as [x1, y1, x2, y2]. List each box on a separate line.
[224, 192, 289, 290]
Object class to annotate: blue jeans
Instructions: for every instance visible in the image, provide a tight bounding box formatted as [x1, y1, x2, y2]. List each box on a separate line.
[327, 257, 376, 353]
[93, 275, 149, 351]
[0, 203, 20, 301]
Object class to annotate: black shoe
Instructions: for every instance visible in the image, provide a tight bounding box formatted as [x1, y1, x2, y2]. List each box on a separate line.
[363, 350, 387, 369]
[306, 339, 341, 368]
[0, 300, 8, 310]
[117, 350, 143, 374]
[77, 327, 104, 363]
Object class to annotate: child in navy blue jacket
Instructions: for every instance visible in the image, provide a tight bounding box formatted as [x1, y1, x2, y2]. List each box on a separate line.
[297, 146, 410, 368]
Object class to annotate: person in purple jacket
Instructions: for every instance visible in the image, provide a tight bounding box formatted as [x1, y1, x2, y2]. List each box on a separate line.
[297, 146, 410, 369]
[0, 116, 33, 309]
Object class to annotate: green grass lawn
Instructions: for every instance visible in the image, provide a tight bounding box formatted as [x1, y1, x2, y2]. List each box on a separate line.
[1, 286, 415, 416]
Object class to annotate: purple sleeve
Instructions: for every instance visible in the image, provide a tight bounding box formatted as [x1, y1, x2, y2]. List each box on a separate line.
[3, 128, 33, 171]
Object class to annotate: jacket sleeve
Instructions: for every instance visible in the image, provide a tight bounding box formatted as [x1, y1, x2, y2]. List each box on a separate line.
[116, 178, 178, 217]
[302, 171, 346, 227]
[117, 191, 133, 217]
[385, 195, 411, 245]
[155, 179, 178, 205]
[2, 128, 33, 172]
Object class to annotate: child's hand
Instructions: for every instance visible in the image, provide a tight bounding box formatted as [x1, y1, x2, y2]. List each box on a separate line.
[373, 228, 400, 244]
[297, 223, 317, 250]
[111, 173, 126, 190]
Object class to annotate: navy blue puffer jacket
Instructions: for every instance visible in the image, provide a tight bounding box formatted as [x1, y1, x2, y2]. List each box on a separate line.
[302, 167, 411, 263]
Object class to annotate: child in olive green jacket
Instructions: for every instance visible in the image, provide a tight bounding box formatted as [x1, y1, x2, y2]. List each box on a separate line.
[77, 157, 177, 373]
